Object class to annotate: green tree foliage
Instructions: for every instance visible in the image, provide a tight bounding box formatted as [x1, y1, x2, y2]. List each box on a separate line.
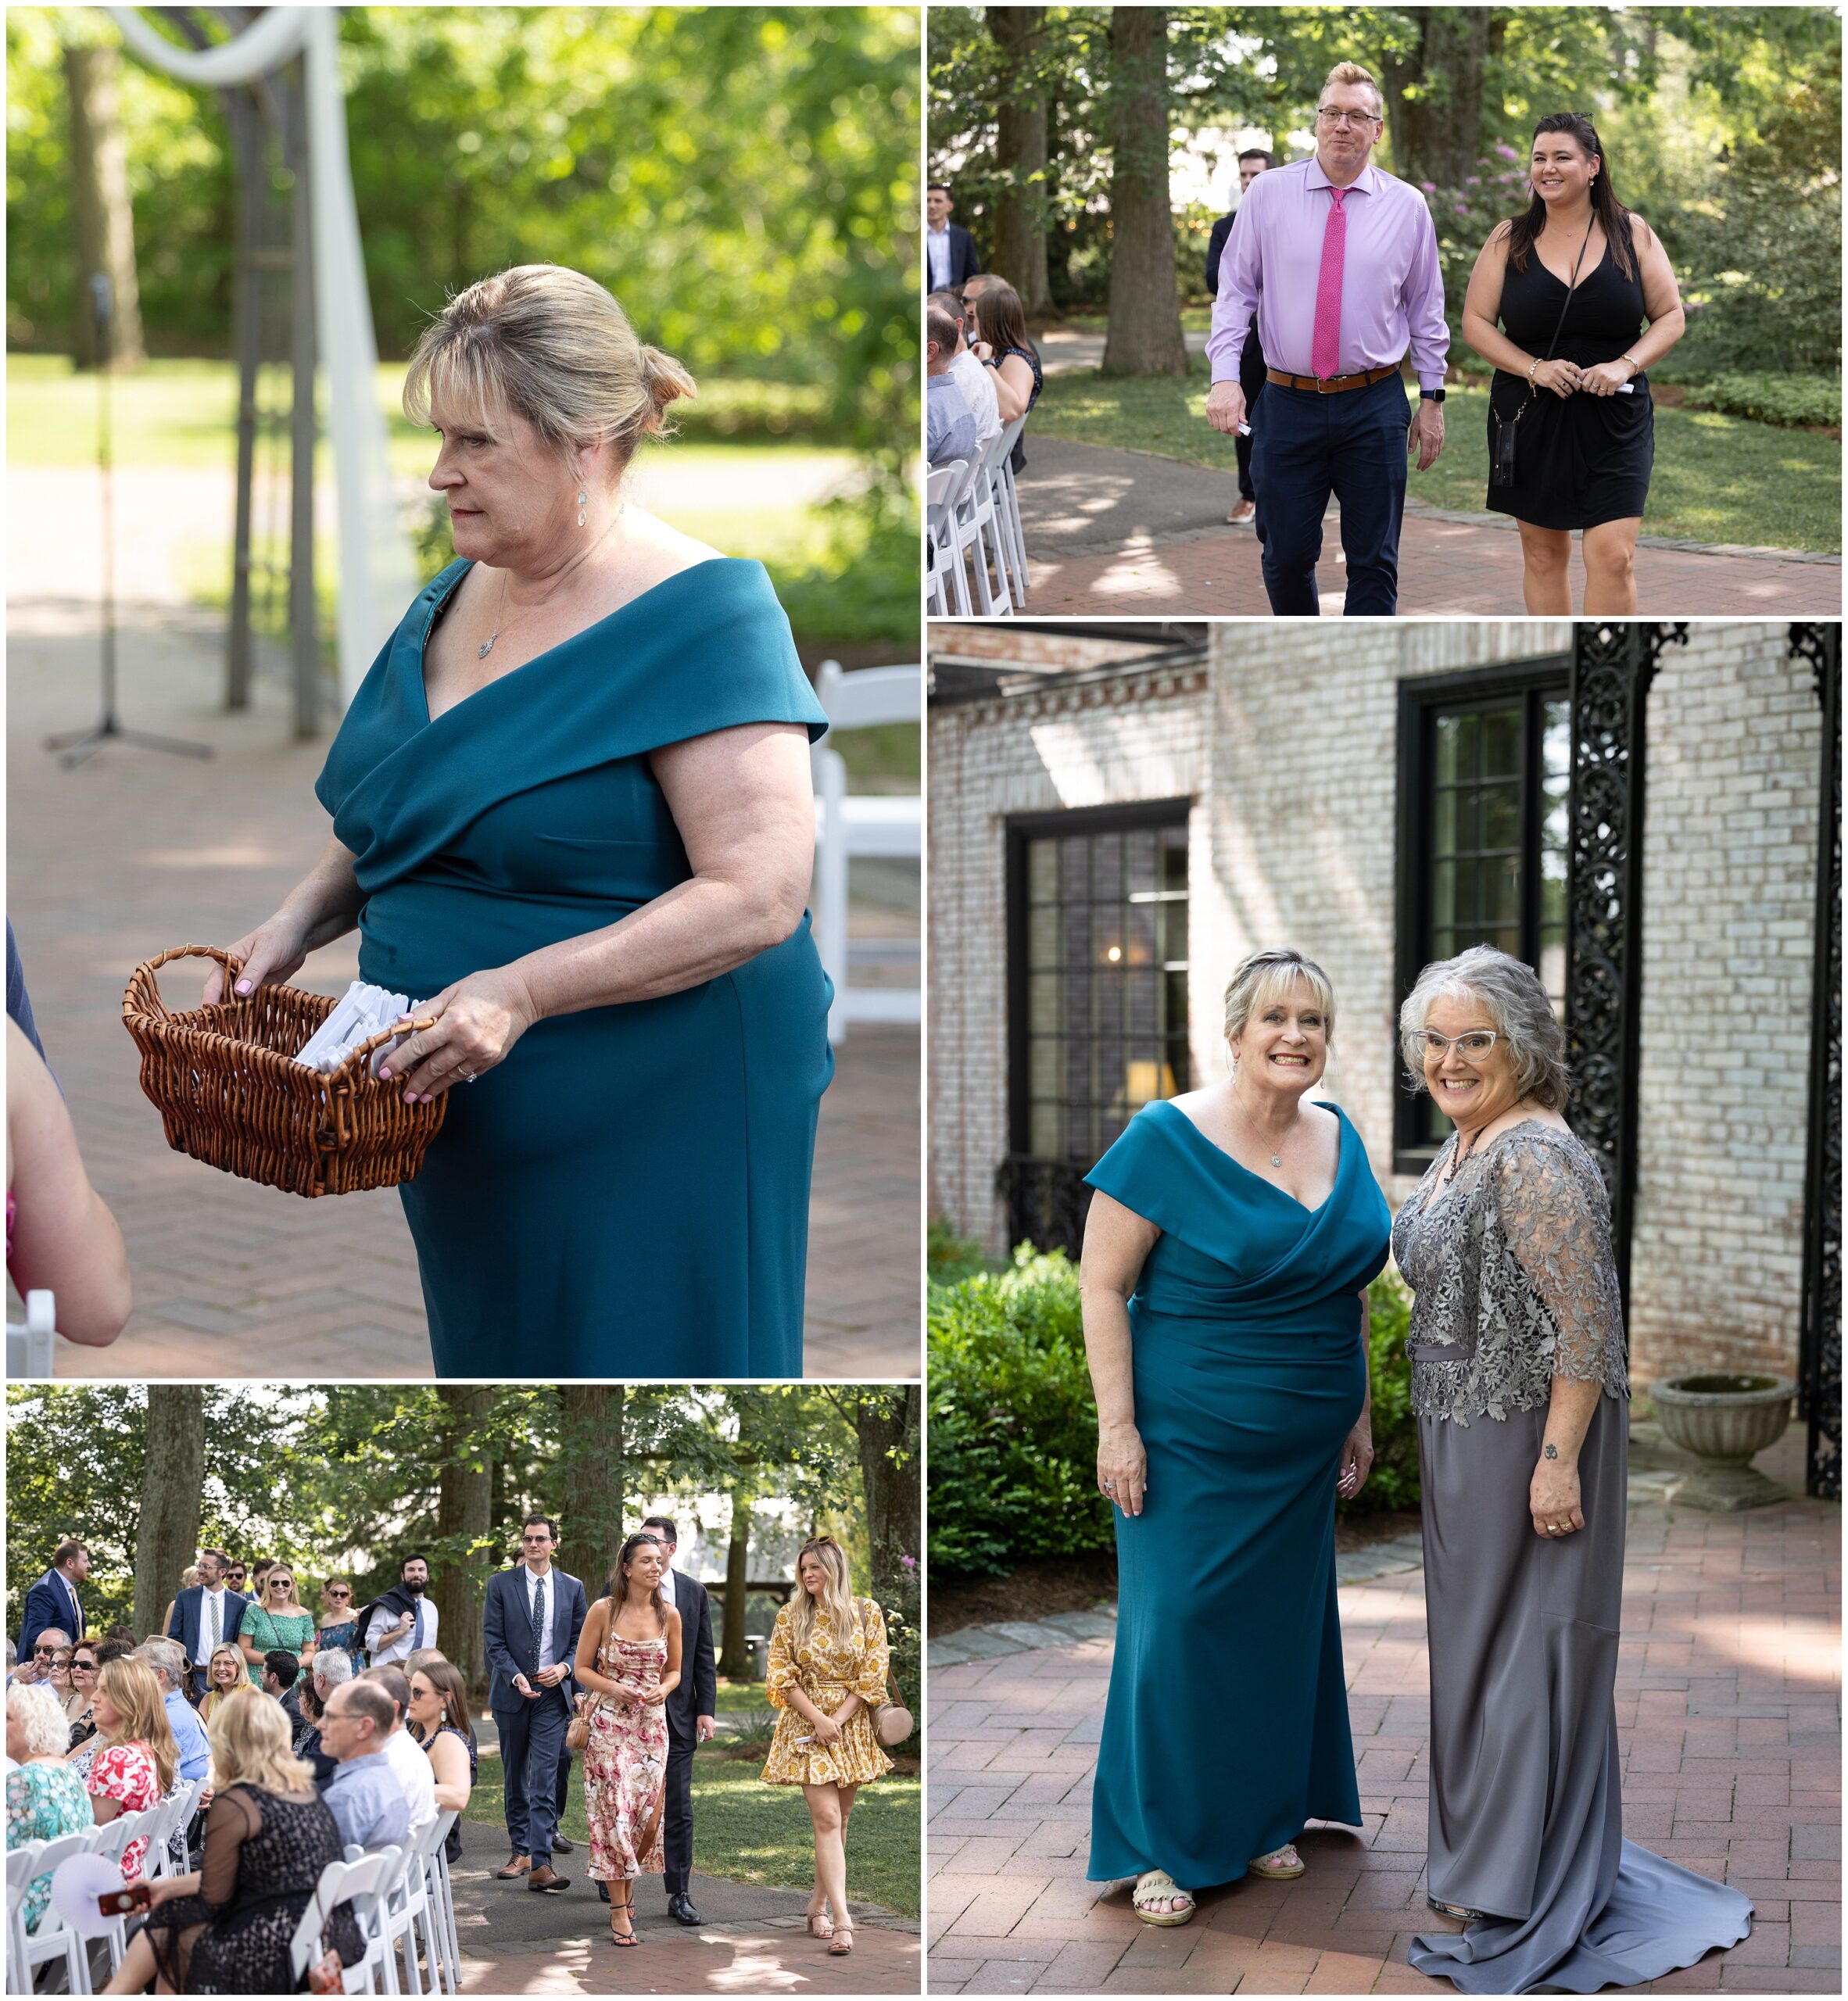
[5, 1383, 884, 1671]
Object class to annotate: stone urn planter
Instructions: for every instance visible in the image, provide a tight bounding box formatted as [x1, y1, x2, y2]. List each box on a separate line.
[1650, 1373, 1796, 1511]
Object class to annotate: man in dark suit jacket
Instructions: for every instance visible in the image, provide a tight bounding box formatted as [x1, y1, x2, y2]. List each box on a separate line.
[167, 1549, 247, 1702]
[16, 1540, 89, 1666]
[483, 1515, 587, 1895]
[926, 184, 981, 292]
[1205, 149, 1277, 523]
[642, 1516, 718, 1927]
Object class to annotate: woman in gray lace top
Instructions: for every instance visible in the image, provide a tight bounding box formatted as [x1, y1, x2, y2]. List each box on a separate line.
[1394, 947, 1750, 1994]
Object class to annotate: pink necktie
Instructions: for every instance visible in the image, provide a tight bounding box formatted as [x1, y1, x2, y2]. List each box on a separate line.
[1312, 188, 1347, 379]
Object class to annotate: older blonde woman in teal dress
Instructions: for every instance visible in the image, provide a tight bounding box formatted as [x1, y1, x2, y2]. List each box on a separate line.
[207, 265, 831, 1377]
[7, 1681, 95, 1931]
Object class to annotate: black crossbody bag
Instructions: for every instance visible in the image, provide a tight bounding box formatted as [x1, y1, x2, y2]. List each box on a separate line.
[1488, 217, 1596, 487]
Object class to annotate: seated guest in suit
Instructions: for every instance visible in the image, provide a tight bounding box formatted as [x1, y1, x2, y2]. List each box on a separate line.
[1205, 149, 1276, 524]
[16, 1540, 89, 1668]
[926, 183, 981, 291]
[318, 1677, 411, 1852]
[927, 306, 980, 470]
[929, 290, 1002, 446]
[639, 1516, 717, 1926]
[167, 1550, 246, 1702]
[484, 1515, 588, 1895]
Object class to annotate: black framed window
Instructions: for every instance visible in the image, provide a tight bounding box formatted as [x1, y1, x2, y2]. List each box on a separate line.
[1395, 664, 1570, 1172]
[1003, 800, 1191, 1247]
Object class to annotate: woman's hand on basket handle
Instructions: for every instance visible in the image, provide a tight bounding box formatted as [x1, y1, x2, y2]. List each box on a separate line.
[201, 913, 311, 1005]
[380, 965, 540, 1103]
[201, 836, 366, 1004]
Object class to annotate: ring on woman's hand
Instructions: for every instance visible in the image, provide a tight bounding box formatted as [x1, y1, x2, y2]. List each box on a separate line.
[457, 1069, 476, 1082]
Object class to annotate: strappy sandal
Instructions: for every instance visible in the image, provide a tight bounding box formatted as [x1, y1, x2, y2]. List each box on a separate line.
[806, 1902, 836, 1940]
[608, 1882, 639, 1947]
[1427, 1896, 1488, 1923]
[1248, 1842, 1305, 1880]
[827, 1925, 854, 1956]
[1132, 1870, 1195, 1926]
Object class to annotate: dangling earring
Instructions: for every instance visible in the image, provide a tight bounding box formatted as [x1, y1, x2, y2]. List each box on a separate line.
[575, 484, 589, 528]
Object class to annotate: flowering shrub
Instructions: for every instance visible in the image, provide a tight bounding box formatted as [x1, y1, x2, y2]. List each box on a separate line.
[1416, 151, 1535, 356]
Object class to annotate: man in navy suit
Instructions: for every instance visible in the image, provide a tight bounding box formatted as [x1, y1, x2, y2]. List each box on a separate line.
[641, 1516, 718, 1927]
[483, 1514, 587, 1895]
[16, 1539, 88, 1666]
[926, 184, 981, 292]
[167, 1548, 247, 1702]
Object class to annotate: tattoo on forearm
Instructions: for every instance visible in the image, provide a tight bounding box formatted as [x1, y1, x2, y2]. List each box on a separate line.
[1543, 1444, 1558, 1459]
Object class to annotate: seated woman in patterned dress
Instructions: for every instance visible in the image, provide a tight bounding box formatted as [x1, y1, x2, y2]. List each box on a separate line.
[102, 1686, 361, 1996]
[6, 1681, 95, 1935]
[761, 1536, 895, 1958]
[73, 1657, 176, 1883]
[575, 1531, 682, 1949]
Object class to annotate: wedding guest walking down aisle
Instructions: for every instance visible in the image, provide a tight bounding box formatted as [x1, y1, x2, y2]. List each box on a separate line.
[1395, 947, 1753, 1992]
[762, 1536, 897, 1958]
[207, 263, 833, 1379]
[1081, 950, 1391, 1926]
[576, 1532, 680, 1949]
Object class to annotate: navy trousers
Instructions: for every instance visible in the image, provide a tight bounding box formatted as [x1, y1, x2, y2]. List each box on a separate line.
[1251, 372, 1411, 614]
[499, 1684, 571, 1867]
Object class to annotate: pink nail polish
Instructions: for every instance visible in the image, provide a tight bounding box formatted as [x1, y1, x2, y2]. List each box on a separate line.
[378, 1068, 391, 1080]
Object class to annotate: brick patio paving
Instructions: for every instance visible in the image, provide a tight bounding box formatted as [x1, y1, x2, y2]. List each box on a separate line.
[6, 589, 918, 1380]
[928, 1455, 1839, 1995]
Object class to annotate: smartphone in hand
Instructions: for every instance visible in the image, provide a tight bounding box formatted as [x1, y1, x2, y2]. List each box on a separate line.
[99, 1882, 153, 1918]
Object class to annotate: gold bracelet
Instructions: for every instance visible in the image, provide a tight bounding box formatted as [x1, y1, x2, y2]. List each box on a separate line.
[1621, 353, 1642, 376]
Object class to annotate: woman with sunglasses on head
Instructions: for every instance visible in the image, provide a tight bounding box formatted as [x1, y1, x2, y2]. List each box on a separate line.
[761, 1535, 894, 1957]
[238, 1566, 317, 1686]
[1395, 947, 1751, 1991]
[1462, 113, 1684, 614]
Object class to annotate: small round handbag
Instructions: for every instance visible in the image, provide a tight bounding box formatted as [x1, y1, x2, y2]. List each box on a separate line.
[858, 1598, 914, 1747]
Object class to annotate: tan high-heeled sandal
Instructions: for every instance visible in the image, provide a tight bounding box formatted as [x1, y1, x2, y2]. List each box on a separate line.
[827, 1924, 854, 1956]
[806, 1903, 835, 1939]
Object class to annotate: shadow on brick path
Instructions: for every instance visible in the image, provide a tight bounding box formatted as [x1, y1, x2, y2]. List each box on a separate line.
[7, 596, 917, 1379]
[1012, 438, 1841, 617]
[929, 1450, 1839, 1996]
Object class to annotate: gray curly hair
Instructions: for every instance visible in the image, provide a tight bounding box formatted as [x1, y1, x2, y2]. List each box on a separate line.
[1397, 945, 1570, 1109]
[7, 1679, 71, 1759]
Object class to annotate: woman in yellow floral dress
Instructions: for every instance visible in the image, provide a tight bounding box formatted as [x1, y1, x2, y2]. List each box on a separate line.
[761, 1535, 894, 1957]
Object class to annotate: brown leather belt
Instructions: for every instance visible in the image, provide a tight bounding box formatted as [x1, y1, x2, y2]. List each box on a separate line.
[1266, 362, 1404, 395]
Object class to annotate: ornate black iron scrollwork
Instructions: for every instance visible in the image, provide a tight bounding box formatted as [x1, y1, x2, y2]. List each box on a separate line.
[1790, 624, 1840, 1501]
[1564, 624, 1686, 1328]
[995, 1154, 1093, 1259]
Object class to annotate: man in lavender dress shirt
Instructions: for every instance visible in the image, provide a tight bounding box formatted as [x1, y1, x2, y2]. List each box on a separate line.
[1205, 63, 1449, 615]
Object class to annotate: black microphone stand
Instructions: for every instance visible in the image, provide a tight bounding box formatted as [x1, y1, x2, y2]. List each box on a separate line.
[46, 273, 213, 768]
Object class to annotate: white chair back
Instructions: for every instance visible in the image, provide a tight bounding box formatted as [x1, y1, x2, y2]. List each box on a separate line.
[320, 1845, 403, 1996]
[5, 1289, 57, 1377]
[14, 1830, 98, 1996]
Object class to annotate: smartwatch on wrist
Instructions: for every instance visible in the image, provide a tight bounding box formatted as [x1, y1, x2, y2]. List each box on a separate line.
[1420, 388, 1446, 403]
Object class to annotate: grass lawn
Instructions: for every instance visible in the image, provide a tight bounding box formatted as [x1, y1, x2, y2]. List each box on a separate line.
[464, 1739, 921, 1919]
[1033, 362, 1842, 555]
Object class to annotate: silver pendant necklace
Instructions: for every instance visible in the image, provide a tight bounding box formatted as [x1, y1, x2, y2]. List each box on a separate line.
[1230, 1072, 1292, 1168]
[478, 571, 510, 659]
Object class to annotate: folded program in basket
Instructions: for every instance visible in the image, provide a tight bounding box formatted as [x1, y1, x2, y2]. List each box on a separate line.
[293, 979, 426, 1076]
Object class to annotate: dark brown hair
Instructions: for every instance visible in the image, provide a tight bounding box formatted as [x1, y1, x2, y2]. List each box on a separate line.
[1503, 113, 1634, 282]
[603, 1532, 667, 1628]
[971, 279, 1033, 360]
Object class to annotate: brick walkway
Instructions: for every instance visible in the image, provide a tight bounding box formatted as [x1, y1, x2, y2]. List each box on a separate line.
[6, 592, 918, 1380]
[929, 1462, 1839, 1995]
[1013, 439, 1841, 617]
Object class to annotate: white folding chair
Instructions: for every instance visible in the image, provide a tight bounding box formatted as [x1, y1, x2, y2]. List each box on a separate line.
[85, 1807, 159, 1978]
[374, 1828, 437, 1995]
[5, 1288, 57, 1377]
[811, 660, 922, 1046]
[926, 462, 962, 615]
[410, 1811, 458, 1993]
[8, 1845, 42, 1998]
[145, 1780, 196, 1881]
[319, 1845, 403, 1996]
[947, 441, 1012, 616]
[987, 416, 1030, 607]
[12, 1831, 96, 1995]
[429, 1840, 463, 1997]
[927, 456, 974, 614]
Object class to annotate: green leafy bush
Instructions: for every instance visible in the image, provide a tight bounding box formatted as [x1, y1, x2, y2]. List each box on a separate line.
[929, 1249, 1424, 1577]
[927, 1216, 995, 1287]
[1677, 373, 1841, 430]
[927, 1245, 1109, 1578]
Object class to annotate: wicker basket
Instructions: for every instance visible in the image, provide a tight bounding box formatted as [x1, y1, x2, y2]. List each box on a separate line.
[123, 944, 447, 1198]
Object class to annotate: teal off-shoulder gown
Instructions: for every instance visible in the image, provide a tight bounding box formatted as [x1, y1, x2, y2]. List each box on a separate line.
[1084, 1098, 1391, 1891]
[314, 557, 833, 1377]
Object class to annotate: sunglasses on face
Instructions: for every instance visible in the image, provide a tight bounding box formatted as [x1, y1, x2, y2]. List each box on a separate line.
[33, 1647, 56, 1659]
[325, 1588, 351, 1600]
[72, 1660, 96, 1674]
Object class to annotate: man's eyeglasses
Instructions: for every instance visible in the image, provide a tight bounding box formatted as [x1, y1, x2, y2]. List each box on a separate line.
[521, 1534, 553, 1545]
[1316, 107, 1380, 128]
[32, 1646, 56, 1659]
[1409, 1029, 1500, 1061]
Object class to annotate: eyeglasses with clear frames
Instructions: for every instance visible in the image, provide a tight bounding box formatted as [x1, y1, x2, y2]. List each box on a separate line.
[1316, 107, 1380, 128]
[1411, 1029, 1499, 1061]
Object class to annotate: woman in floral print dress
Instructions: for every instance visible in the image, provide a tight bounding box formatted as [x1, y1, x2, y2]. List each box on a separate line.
[761, 1535, 894, 1957]
[575, 1531, 682, 1949]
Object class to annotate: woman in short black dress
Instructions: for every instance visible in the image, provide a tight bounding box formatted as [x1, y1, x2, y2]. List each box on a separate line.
[1462, 113, 1684, 614]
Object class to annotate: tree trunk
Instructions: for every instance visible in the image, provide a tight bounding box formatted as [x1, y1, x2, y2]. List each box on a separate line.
[718, 1490, 752, 1679]
[988, 5, 1053, 317]
[854, 1387, 921, 1605]
[557, 1385, 625, 1606]
[134, 1387, 204, 1638]
[433, 1386, 496, 1695]
[63, 41, 145, 370]
[1378, 8, 1489, 189]
[1101, 8, 1187, 377]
